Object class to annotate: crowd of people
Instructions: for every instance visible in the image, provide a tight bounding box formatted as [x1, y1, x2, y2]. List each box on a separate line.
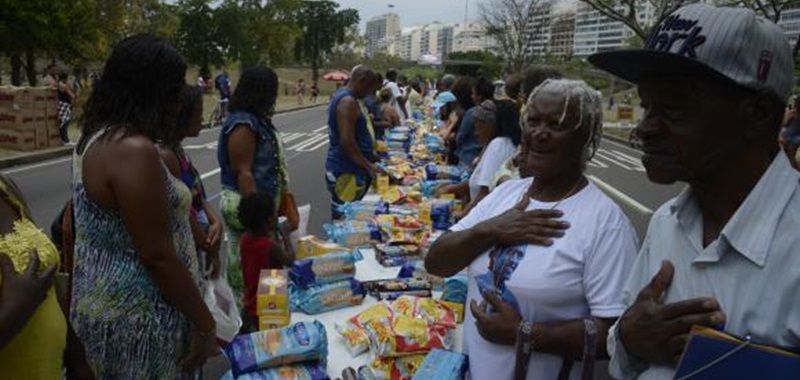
[1, 3, 799, 380]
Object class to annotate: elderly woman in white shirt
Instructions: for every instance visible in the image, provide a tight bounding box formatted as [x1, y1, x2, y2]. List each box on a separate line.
[426, 79, 639, 380]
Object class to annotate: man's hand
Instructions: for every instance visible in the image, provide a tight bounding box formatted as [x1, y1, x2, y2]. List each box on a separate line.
[619, 261, 726, 365]
[473, 195, 569, 247]
[470, 293, 522, 346]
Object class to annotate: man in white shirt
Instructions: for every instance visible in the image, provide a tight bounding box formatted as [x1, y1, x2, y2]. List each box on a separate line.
[589, 4, 798, 379]
[384, 69, 407, 124]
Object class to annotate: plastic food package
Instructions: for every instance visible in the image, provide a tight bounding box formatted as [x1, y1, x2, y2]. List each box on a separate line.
[291, 278, 367, 315]
[376, 245, 421, 267]
[324, 221, 384, 247]
[363, 314, 453, 358]
[358, 366, 378, 380]
[335, 303, 394, 357]
[391, 296, 457, 330]
[420, 180, 456, 198]
[429, 199, 454, 231]
[380, 187, 407, 205]
[440, 276, 468, 323]
[296, 236, 350, 259]
[235, 361, 331, 380]
[289, 251, 361, 289]
[396, 261, 445, 291]
[363, 278, 432, 295]
[369, 354, 427, 380]
[410, 349, 467, 380]
[424, 164, 463, 182]
[339, 201, 390, 221]
[225, 321, 328, 377]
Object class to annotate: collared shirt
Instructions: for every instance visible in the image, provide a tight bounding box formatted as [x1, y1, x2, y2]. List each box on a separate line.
[608, 153, 800, 380]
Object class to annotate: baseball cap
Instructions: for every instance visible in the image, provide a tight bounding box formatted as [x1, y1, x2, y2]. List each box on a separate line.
[589, 4, 794, 101]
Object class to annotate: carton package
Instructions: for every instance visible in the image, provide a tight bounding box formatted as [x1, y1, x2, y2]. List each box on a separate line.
[256, 269, 290, 330]
[0, 86, 50, 113]
[0, 127, 37, 151]
[258, 314, 291, 331]
[46, 126, 61, 147]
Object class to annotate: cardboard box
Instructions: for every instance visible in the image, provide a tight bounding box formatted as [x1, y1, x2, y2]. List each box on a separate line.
[0, 110, 43, 129]
[34, 125, 48, 149]
[258, 314, 291, 331]
[256, 270, 290, 319]
[0, 127, 38, 151]
[0, 86, 54, 114]
[46, 126, 61, 147]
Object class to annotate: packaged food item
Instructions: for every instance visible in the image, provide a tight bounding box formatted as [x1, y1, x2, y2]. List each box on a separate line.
[410, 349, 468, 380]
[363, 278, 432, 295]
[391, 296, 457, 330]
[379, 186, 407, 205]
[369, 354, 426, 380]
[376, 244, 421, 267]
[429, 199, 454, 231]
[358, 366, 377, 380]
[235, 361, 330, 380]
[256, 270, 290, 326]
[342, 367, 359, 380]
[292, 278, 367, 315]
[363, 314, 453, 358]
[324, 221, 384, 247]
[297, 236, 349, 259]
[259, 314, 291, 331]
[375, 290, 432, 301]
[335, 303, 394, 356]
[226, 321, 328, 376]
[339, 201, 390, 221]
[440, 276, 468, 323]
[289, 251, 360, 289]
[419, 180, 455, 198]
[424, 164, 463, 182]
[396, 261, 445, 291]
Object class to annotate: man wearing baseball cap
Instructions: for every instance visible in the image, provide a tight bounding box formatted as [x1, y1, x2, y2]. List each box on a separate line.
[589, 4, 798, 379]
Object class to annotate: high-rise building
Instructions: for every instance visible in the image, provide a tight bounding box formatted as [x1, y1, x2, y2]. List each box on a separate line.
[452, 22, 499, 54]
[398, 22, 453, 61]
[528, 1, 555, 55]
[549, 11, 576, 59]
[438, 25, 455, 58]
[366, 13, 401, 57]
[572, 1, 655, 57]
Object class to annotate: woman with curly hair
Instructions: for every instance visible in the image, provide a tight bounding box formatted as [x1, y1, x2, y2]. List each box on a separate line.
[217, 66, 291, 294]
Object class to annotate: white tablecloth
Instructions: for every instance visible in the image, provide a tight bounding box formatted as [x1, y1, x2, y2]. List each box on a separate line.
[291, 247, 464, 378]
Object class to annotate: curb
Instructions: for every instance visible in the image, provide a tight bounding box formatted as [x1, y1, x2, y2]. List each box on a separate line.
[0, 104, 327, 171]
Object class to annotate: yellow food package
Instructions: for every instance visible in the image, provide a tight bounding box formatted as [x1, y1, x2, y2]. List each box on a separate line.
[381, 186, 406, 204]
[439, 301, 465, 324]
[256, 270, 290, 321]
[258, 314, 291, 331]
[296, 236, 349, 259]
[377, 175, 390, 194]
[376, 140, 388, 153]
[335, 303, 394, 356]
[363, 314, 452, 358]
[369, 354, 426, 380]
[418, 203, 432, 225]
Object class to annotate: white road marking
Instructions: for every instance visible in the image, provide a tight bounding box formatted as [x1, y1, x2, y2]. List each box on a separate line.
[594, 149, 636, 171]
[287, 134, 328, 151]
[280, 132, 307, 144]
[605, 149, 645, 171]
[295, 139, 329, 152]
[587, 174, 653, 215]
[588, 158, 608, 168]
[602, 137, 644, 155]
[313, 125, 328, 133]
[200, 168, 221, 180]
[3, 157, 72, 174]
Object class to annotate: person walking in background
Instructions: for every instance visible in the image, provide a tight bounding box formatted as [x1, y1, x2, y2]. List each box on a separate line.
[197, 75, 205, 90]
[379, 88, 402, 128]
[296, 78, 306, 105]
[217, 66, 293, 296]
[325, 65, 381, 219]
[56, 71, 75, 145]
[71, 34, 216, 378]
[589, 4, 799, 379]
[43, 64, 58, 88]
[158, 85, 223, 282]
[310, 81, 320, 103]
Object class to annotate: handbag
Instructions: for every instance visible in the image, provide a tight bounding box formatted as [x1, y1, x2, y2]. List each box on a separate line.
[280, 190, 300, 231]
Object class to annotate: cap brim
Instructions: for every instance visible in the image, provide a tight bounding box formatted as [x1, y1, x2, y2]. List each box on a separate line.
[588, 50, 739, 87]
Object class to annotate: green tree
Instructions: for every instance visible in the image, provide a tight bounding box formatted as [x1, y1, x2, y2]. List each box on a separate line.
[294, 0, 359, 81]
[447, 51, 504, 79]
[217, 0, 302, 69]
[176, 0, 224, 79]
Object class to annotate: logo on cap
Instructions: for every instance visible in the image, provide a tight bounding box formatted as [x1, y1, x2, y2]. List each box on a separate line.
[645, 14, 707, 59]
[757, 50, 773, 82]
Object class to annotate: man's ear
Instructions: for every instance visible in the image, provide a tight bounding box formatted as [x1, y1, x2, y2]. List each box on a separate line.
[740, 91, 781, 140]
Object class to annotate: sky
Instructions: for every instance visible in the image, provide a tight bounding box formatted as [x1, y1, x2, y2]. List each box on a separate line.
[335, 0, 476, 31]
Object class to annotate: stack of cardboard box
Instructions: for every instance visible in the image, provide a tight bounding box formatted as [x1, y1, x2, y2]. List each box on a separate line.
[0, 86, 61, 151]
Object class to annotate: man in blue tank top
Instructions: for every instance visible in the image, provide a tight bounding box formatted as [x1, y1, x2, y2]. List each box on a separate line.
[325, 65, 381, 219]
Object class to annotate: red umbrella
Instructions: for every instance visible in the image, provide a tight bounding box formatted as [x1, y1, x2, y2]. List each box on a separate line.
[322, 71, 349, 81]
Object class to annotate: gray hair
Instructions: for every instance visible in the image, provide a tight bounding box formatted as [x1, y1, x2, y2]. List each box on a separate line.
[525, 79, 603, 164]
[473, 100, 497, 126]
[441, 74, 456, 89]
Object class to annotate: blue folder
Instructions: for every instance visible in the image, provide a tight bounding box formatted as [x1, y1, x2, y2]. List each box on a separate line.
[674, 326, 800, 379]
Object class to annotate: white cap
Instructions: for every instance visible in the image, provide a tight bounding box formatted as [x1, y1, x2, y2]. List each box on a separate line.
[589, 4, 794, 101]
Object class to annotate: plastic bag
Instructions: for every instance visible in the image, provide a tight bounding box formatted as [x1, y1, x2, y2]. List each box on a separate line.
[369, 354, 426, 380]
[291, 278, 367, 315]
[203, 276, 243, 344]
[323, 221, 385, 247]
[290, 204, 311, 252]
[339, 201, 390, 221]
[335, 303, 394, 357]
[289, 250, 362, 289]
[391, 296, 457, 330]
[235, 361, 330, 380]
[225, 321, 328, 377]
[363, 314, 453, 358]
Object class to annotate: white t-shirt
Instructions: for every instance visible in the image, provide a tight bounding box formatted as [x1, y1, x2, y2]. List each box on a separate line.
[469, 137, 517, 200]
[450, 178, 639, 380]
[386, 81, 406, 124]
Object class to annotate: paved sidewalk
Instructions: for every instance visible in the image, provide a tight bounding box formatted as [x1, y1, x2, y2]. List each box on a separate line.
[0, 103, 326, 170]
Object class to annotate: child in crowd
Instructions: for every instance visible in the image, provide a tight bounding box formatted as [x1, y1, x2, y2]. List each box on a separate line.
[237, 191, 295, 332]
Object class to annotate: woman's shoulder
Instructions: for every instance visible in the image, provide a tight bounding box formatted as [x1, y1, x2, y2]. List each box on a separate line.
[579, 182, 635, 230]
